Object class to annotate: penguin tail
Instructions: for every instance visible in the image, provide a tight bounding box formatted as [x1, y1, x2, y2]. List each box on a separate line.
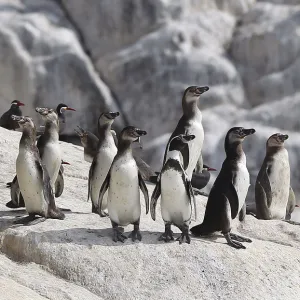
[190, 222, 214, 236]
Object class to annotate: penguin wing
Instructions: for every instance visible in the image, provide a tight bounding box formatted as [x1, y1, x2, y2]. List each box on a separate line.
[34, 158, 55, 207]
[111, 130, 118, 147]
[138, 172, 149, 214]
[10, 175, 20, 206]
[55, 167, 64, 198]
[150, 179, 161, 221]
[36, 135, 46, 158]
[226, 174, 240, 220]
[184, 175, 197, 221]
[257, 164, 272, 208]
[98, 170, 110, 213]
[87, 158, 97, 201]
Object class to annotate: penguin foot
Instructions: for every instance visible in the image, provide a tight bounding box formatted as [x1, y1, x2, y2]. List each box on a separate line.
[112, 228, 128, 243]
[283, 220, 300, 226]
[176, 232, 191, 244]
[99, 210, 109, 217]
[158, 224, 174, 242]
[224, 233, 246, 249]
[6, 201, 20, 209]
[230, 233, 252, 243]
[128, 229, 142, 242]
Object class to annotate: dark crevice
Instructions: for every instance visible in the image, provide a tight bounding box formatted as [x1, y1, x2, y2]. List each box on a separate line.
[54, 0, 129, 128]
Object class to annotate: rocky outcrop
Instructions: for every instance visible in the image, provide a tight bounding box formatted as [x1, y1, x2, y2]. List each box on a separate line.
[0, 127, 300, 300]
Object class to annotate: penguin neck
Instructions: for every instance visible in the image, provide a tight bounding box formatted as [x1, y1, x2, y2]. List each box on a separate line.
[225, 141, 245, 161]
[182, 100, 201, 119]
[98, 124, 112, 143]
[10, 105, 22, 115]
[117, 140, 133, 157]
[267, 145, 285, 156]
[44, 120, 59, 142]
[20, 127, 37, 149]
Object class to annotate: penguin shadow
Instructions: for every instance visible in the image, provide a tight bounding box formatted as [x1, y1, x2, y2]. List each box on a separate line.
[24, 227, 200, 247]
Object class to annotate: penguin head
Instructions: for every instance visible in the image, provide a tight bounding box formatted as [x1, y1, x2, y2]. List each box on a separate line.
[267, 133, 289, 147]
[74, 126, 88, 145]
[120, 126, 147, 143]
[98, 112, 120, 127]
[11, 100, 25, 107]
[226, 127, 256, 144]
[11, 115, 34, 130]
[56, 103, 76, 115]
[35, 107, 58, 123]
[183, 86, 209, 103]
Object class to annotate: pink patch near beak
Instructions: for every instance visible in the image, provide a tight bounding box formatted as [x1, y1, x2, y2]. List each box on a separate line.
[208, 167, 217, 171]
[62, 161, 70, 165]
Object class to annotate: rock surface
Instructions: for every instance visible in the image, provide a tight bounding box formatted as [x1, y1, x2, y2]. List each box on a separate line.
[1, 126, 300, 300]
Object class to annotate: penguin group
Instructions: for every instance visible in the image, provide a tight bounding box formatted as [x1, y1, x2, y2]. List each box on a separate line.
[0, 86, 297, 249]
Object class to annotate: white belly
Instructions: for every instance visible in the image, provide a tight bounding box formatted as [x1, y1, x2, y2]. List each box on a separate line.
[234, 154, 250, 213]
[42, 143, 61, 188]
[268, 149, 290, 219]
[108, 156, 141, 226]
[91, 145, 117, 210]
[161, 168, 192, 227]
[185, 119, 204, 178]
[16, 151, 47, 214]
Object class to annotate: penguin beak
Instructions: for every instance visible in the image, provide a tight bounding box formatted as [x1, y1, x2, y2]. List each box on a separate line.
[17, 102, 25, 106]
[108, 112, 120, 119]
[61, 161, 70, 165]
[66, 107, 76, 111]
[241, 128, 256, 137]
[208, 167, 217, 171]
[135, 129, 147, 136]
[295, 205, 299, 207]
[279, 134, 289, 141]
[195, 86, 209, 95]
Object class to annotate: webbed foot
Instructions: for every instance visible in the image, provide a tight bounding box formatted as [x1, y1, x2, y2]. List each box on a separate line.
[128, 230, 142, 241]
[224, 233, 246, 249]
[158, 224, 174, 242]
[177, 225, 191, 244]
[113, 228, 128, 243]
[230, 233, 252, 243]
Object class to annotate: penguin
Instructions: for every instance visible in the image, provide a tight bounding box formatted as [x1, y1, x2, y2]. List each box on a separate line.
[35, 107, 62, 190]
[11, 115, 64, 225]
[162, 86, 209, 179]
[98, 126, 149, 242]
[6, 160, 69, 209]
[0, 100, 25, 130]
[190, 127, 255, 249]
[255, 133, 290, 220]
[88, 112, 120, 215]
[74, 126, 98, 163]
[150, 133, 197, 244]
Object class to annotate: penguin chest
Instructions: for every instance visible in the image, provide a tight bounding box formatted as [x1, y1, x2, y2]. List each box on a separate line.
[161, 166, 192, 226]
[16, 152, 47, 214]
[234, 154, 250, 214]
[268, 150, 290, 219]
[42, 143, 61, 186]
[108, 157, 140, 226]
[186, 119, 204, 177]
[91, 145, 117, 208]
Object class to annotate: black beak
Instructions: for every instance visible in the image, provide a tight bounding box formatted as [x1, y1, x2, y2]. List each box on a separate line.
[280, 134, 289, 141]
[242, 128, 255, 137]
[136, 129, 147, 136]
[108, 112, 120, 119]
[196, 86, 209, 95]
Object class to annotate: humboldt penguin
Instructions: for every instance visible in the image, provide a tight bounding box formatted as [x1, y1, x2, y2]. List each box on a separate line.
[190, 127, 255, 249]
[35, 107, 62, 192]
[98, 126, 149, 242]
[11, 115, 64, 225]
[6, 160, 69, 209]
[0, 100, 25, 130]
[162, 86, 209, 178]
[255, 133, 290, 220]
[88, 112, 119, 215]
[74, 126, 98, 163]
[151, 133, 196, 244]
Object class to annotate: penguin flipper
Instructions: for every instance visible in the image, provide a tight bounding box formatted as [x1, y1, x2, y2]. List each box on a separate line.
[98, 171, 110, 214]
[226, 180, 240, 220]
[150, 180, 161, 221]
[184, 175, 197, 221]
[36, 134, 46, 159]
[138, 172, 149, 214]
[55, 168, 64, 198]
[10, 175, 20, 206]
[88, 158, 97, 202]
[255, 181, 271, 220]
[264, 165, 273, 208]
[111, 130, 118, 147]
[239, 203, 246, 222]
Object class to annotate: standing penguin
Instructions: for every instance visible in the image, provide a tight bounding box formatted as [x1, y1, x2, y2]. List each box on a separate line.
[74, 126, 99, 163]
[11, 115, 64, 225]
[162, 86, 209, 178]
[151, 134, 196, 244]
[98, 126, 149, 242]
[88, 112, 120, 215]
[56, 103, 76, 133]
[0, 100, 25, 130]
[255, 133, 290, 220]
[35, 107, 62, 191]
[190, 127, 255, 249]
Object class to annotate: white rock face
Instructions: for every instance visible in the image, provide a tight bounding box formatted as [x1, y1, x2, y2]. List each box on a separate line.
[1, 126, 300, 300]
